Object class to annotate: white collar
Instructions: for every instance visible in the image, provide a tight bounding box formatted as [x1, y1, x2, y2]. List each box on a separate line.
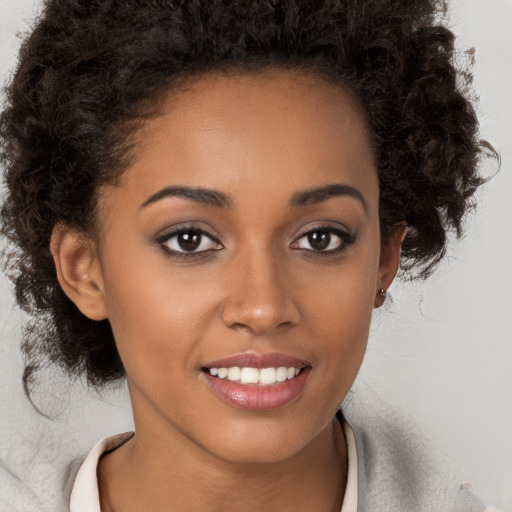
[69, 432, 133, 512]
[341, 418, 359, 512]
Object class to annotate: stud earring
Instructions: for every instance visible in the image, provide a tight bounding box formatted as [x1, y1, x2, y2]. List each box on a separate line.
[378, 288, 386, 298]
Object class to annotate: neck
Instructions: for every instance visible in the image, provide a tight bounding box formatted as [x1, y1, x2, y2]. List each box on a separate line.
[98, 407, 348, 512]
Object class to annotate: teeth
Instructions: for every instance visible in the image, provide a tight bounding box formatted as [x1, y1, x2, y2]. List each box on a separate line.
[276, 367, 287, 382]
[227, 367, 241, 381]
[207, 366, 302, 385]
[240, 367, 259, 384]
[259, 367, 277, 385]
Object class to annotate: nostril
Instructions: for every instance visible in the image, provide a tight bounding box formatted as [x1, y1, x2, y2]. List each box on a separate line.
[228, 322, 254, 333]
[221, 299, 300, 333]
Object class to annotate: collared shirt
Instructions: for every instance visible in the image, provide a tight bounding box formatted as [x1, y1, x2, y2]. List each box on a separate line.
[69, 419, 359, 512]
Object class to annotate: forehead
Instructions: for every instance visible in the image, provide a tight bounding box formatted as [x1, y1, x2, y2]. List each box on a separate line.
[110, 69, 378, 212]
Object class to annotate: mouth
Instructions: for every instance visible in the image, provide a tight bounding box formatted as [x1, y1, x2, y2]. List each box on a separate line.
[202, 365, 305, 386]
[201, 352, 312, 410]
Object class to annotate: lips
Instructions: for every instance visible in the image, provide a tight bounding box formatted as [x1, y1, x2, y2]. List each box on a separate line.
[201, 352, 312, 411]
[203, 352, 311, 370]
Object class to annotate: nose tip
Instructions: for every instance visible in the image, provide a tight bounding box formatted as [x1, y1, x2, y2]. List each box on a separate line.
[220, 262, 301, 335]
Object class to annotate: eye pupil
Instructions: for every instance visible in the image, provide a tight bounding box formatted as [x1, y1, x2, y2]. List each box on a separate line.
[178, 231, 201, 251]
[308, 230, 330, 250]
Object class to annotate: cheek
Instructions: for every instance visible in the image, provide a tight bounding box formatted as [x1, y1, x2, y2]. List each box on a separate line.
[300, 246, 380, 376]
[99, 244, 212, 376]
[306, 238, 379, 320]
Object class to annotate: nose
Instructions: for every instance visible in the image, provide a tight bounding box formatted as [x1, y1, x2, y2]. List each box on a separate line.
[220, 249, 301, 336]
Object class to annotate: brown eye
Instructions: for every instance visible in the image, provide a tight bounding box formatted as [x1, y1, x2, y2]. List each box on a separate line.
[292, 226, 355, 253]
[307, 230, 331, 251]
[177, 231, 202, 251]
[159, 228, 222, 254]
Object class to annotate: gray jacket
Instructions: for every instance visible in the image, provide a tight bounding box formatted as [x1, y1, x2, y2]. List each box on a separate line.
[348, 413, 493, 511]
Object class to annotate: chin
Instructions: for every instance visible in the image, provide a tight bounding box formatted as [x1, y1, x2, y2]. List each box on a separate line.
[197, 418, 313, 465]
[211, 441, 303, 465]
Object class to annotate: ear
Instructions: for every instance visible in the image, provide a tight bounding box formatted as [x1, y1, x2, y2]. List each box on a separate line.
[374, 223, 407, 308]
[50, 223, 108, 321]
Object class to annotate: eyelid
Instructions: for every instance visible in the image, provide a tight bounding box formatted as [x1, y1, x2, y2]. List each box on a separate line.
[155, 223, 222, 244]
[291, 222, 352, 241]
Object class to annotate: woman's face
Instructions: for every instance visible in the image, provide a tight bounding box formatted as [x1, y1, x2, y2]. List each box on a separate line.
[72, 70, 401, 463]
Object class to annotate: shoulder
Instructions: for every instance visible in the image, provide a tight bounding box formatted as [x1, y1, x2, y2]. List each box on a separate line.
[0, 463, 42, 512]
[0, 458, 69, 512]
[347, 411, 503, 512]
[0, 432, 133, 512]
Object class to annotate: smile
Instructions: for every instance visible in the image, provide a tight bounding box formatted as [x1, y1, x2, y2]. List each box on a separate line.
[207, 366, 302, 386]
[201, 353, 312, 411]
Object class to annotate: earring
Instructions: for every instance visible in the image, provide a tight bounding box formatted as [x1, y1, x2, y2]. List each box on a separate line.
[374, 288, 387, 308]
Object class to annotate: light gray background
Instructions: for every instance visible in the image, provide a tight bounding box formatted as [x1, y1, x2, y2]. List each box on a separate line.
[1, 0, 511, 509]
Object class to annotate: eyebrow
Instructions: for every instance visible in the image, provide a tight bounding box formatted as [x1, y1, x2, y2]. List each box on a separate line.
[289, 183, 368, 213]
[140, 182, 367, 212]
[140, 186, 232, 209]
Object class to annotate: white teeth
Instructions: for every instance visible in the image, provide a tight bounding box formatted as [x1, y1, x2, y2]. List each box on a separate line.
[240, 367, 259, 384]
[227, 367, 241, 381]
[207, 366, 302, 385]
[259, 367, 277, 385]
[276, 367, 287, 382]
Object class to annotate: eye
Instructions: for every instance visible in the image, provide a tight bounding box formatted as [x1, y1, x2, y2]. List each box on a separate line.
[291, 227, 355, 253]
[157, 227, 222, 256]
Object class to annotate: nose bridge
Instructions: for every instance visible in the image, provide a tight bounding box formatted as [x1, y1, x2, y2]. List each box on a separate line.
[221, 241, 299, 334]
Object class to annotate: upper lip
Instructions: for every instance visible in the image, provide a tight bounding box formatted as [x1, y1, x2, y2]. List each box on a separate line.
[202, 352, 311, 369]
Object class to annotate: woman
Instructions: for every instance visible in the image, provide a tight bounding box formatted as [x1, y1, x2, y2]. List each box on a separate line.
[0, 0, 503, 510]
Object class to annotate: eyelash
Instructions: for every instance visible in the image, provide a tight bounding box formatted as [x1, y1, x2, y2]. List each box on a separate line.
[155, 225, 356, 261]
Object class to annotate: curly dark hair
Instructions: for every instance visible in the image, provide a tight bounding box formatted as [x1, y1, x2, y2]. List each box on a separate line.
[1, 0, 495, 391]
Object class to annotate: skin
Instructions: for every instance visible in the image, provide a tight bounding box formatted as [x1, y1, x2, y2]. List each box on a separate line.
[51, 70, 405, 512]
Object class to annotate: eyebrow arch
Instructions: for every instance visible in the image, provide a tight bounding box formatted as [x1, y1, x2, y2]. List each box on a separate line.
[289, 183, 368, 213]
[140, 186, 232, 209]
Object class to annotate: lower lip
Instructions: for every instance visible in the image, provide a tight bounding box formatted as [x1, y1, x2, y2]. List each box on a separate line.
[202, 368, 311, 411]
